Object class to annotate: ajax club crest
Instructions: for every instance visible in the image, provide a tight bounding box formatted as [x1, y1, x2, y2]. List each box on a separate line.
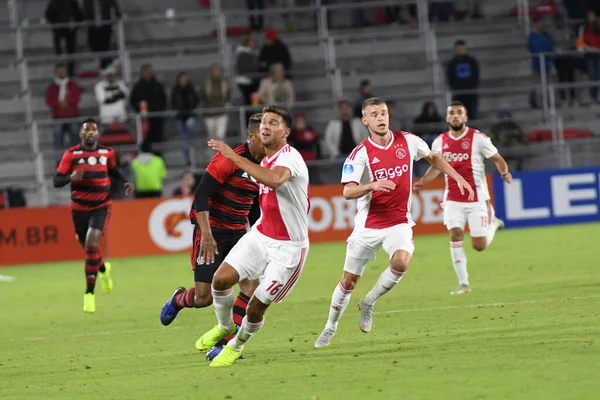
[395, 148, 406, 160]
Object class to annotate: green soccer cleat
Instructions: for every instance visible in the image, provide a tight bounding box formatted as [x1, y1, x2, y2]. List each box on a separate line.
[195, 324, 235, 351]
[83, 293, 95, 313]
[99, 262, 113, 293]
[209, 345, 243, 367]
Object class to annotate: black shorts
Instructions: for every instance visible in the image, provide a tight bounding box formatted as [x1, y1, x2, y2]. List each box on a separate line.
[72, 206, 111, 246]
[191, 228, 246, 284]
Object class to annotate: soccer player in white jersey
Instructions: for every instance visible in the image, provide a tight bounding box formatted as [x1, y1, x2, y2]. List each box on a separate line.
[315, 97, 475, 347]
[413, 101, 513, 295]
[196, 105, 310, 367]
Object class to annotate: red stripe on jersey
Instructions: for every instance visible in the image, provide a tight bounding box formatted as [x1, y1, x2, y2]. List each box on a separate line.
[347, 143, 365, 161]
[442, 128, 478, 202]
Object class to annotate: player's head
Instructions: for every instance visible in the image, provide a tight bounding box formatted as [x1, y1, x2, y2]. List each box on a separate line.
[446, 101, 468, 131]
[141, 64, 153, 81]
[55, 63, 67, 79]
[79, 118, 100, 147]
[361, 97, 389, 137]
[247, 113, 266, 159]
[260, 106, 292, 148]
[454, 40, 467, 56]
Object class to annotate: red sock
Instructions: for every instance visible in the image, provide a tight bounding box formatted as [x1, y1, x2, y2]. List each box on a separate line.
[173, 287, 196, 309]
[225, 292, 251, 341]
[85, 246, 102, 294]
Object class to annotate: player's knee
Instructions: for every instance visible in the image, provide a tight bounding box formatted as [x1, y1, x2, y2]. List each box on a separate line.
[85, 229, 102, 247]
[449, 228, 463, 242]
[194, 293, 213, 308]
[472, 241, 487, 252]
[390, 259, 409, 274]
[340, 272, 359, 292]
[245, 299, 266, 323]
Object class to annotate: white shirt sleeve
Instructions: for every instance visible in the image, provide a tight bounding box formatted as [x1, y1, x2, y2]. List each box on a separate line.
[431, 136, 443, 156]
[274, 150, 303, 178]
[410, 134, 432, 161]
[340, 147, 366, 184]
[476, 131, 499, 159]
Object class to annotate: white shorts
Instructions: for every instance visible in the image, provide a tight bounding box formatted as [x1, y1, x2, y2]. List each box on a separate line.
[344, 224, 414, 276]
[223, 229, 309, 305]
[442, 200, 493, 237]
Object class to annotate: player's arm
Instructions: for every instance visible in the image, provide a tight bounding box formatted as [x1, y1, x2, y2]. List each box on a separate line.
[193, 172, 222, 235]
[489, 153, 512, 183]
[414, 165, 442, 191]
[423, 152, 474, 200]
[53, 151, 80, 188]
[248, 196, 261, 228]
[341, 149, 395, 200]
[107, 151, 134, 195]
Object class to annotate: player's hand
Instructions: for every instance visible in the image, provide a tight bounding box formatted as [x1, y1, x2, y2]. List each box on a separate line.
[369, 180, 396, 193]
[501, 172, 513, 184]
[208, 139, 235, 161]
[200, 233, 218, 265]
[70, 170, 84, 181]
[124, 182, 135, 196]
[456, 176, 475, 201]
[412, 179, 424, 193]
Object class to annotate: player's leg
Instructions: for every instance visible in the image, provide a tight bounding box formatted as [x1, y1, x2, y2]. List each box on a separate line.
[316, 233, 376, 347]
[90, 207, 112, 293]
[443, 202, 470, 294]
[358, 225, 414, 333]
[197, 230, 266, 351]
[483, 201, 503, 248]
[212, 244, 308, 366]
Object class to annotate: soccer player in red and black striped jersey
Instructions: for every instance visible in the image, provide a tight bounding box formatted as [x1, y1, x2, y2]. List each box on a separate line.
[160, 114, 265, 347]
[54, 118, 134, 314]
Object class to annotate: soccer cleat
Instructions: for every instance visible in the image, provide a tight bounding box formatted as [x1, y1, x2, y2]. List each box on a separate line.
[196, 324, 236, 351]
[99, 262, 113, 293]
[451, 284, 471, 295]
[206, 345, 246, 361]
[83, 293, 95, 313]
[314, 327, 336, 348]
[209, 345, 243, 367]
[357, 297, 374, 333]
[495, 218, 505, 230]
[160, 287, 185, 326]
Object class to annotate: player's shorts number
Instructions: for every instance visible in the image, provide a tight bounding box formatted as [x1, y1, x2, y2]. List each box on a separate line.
[266, 280, 283, 296]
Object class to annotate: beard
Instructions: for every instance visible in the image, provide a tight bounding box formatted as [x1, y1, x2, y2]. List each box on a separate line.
[449, 122, 464, 131]
[85, 137, 98, 147]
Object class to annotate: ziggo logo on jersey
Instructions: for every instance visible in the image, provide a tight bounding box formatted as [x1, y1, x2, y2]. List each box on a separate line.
[374, 165, 409, 180]
[443, 152, 470, 162]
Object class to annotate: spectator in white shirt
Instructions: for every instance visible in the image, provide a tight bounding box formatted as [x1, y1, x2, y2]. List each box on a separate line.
[324, 100, 367, 160]
[94, 66, 129, 124]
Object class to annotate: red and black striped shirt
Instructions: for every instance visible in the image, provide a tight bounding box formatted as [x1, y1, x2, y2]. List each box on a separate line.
[56, 144, 117, 211]
[190, 143, 259, 233]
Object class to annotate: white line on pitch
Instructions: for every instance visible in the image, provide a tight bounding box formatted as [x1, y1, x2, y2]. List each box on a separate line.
[276, 294, 600, 322]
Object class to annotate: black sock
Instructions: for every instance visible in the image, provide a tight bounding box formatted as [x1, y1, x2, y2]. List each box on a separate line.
[86, 283, 95, 294]
[99, 263, 106, 273]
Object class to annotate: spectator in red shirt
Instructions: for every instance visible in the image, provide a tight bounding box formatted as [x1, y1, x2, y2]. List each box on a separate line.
[45, 63, 82, 149]
[289, 112, 320, 161]
[579, 10, 600, 102]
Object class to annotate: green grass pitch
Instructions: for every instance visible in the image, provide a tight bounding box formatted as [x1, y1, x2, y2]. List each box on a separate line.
[1, 223, 599, 400]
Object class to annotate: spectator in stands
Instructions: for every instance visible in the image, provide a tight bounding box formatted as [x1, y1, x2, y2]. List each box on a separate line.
[527, 18, 554, 109]
[289, 112, 320, 161]
[131, 64, 167, 152]
[82, 0, 122, 70]
[387, 101, 402, 131]
[259, 28, 292, 77]
[430, 1, 454, 22]
[579, 11, 600, 103]
[549, 14, 577, 106]
[132, 147, 167, 198]
[45, 0, 82, 77]
[413, 101, 443, 145]
[325, 100, 367, 159]
[46, 63, 81, 150]
[279, 0, 297, 32]
[353, 79, 374, 118]
[454, 0, 483, 20]
[490, 108, 526, 171]
[446, 40, 480, 119]
[94, 66, 129, 124]
[351, 0, 366, 27]
[235, 36, 260, 106]
[171, 72, 199, 166]
[172, 170, 196, 196]
[256, 63, 295, 107]
[246, 0, 264, 31]
[201, 64, 230, 140]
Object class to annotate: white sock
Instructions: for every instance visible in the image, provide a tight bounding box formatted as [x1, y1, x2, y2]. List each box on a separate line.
[364, 267, 404, 305]
[229, 316, 264, 351]
[486, 204, 497, 246]
[211, 287, 234, 331]
[325, 283, 353, 330]
[450, 241, 469, 285]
